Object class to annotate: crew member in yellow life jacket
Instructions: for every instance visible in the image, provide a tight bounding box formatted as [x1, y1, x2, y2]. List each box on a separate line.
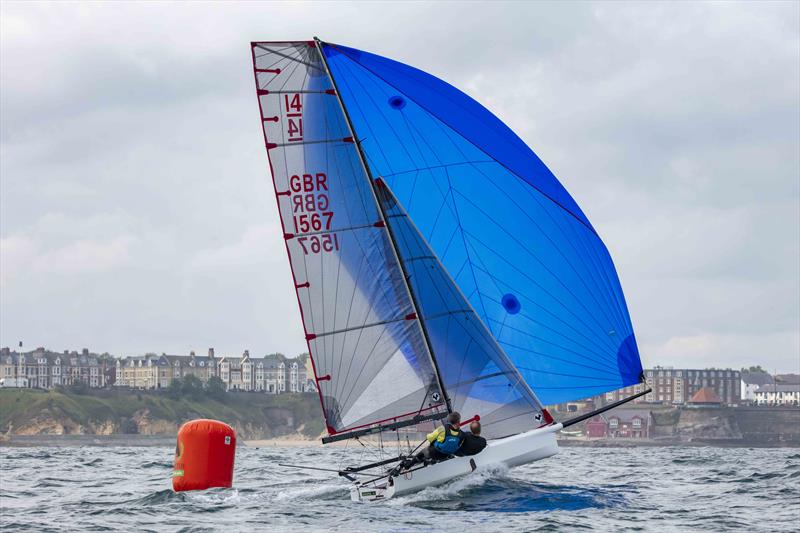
[394, 412, 464, 473]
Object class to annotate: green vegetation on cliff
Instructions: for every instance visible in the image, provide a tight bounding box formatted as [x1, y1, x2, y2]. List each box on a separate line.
[0, 388, 325, 440]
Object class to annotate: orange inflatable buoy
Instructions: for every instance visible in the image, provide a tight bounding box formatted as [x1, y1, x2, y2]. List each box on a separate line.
[172, 419, 236, 492]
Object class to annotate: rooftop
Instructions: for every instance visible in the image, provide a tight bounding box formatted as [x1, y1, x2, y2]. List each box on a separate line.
[741, 371, 775, 386]
[755, 384, 800, 393]
[689, 387, 722, 404]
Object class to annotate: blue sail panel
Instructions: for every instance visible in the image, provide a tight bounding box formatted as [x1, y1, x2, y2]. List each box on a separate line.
[375, 179, 546, 438]
[323, 43, 643, 405]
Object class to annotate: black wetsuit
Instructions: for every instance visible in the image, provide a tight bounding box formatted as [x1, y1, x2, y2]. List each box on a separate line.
[454, 433, 487, 456]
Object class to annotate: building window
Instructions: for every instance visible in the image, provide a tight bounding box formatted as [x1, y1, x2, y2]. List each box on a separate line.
[632, 418, 642, 428]
[609, 418, 619, 428]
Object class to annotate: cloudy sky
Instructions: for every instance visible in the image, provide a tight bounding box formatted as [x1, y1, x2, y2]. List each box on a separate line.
[1, 1, 798, 372]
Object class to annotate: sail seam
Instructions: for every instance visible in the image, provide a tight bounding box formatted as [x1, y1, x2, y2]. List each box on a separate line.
[308, 313, 415, 339]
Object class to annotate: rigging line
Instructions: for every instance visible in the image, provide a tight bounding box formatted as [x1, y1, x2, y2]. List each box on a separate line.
[486, 316, 618, 368]
[325, 42, 599, 238]
[468, 261, 619, 359]
[460, 215, 620, 350]
[311, 312, 416, 343]
[268, 138, 355, 148]
[513, 365, 625, 384]
[260, 89, 338, 94]
[450, 256, 470, 289]
[454, 191, 622, 340]
[380, 160, 495, 179]
[460, 161, 628, 335]
[253, 43, 296, 60]
[275, 54, 305, 93]
[254, 43, 325, 71]
[290, 221, 382, 239]
[317, 38, 452, 414]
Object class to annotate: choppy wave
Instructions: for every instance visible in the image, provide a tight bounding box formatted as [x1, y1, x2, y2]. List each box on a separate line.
[1, 444, 798, 532]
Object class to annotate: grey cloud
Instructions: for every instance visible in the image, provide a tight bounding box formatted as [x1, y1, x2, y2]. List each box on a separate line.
[1, 1, 797, 372]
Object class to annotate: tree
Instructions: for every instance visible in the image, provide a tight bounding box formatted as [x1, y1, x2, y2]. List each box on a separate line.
[742, 366, 767, 374]
[166, 377, 183, 399]
[181, 374, 204, 400]
[206, 376, 227, 401]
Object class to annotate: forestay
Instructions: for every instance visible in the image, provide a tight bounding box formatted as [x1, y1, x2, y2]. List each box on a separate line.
[251, 42, 446, 436]
[322, 43, 644, 405]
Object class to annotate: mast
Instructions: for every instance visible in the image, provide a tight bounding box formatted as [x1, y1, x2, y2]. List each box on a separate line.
[313, 37, 452, 414]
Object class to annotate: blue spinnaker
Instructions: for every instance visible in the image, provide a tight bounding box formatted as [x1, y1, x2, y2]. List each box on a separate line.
[323, 43, 643, 405]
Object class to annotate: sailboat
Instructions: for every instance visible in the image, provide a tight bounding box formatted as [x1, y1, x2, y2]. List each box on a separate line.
[250, 38, 648, 502]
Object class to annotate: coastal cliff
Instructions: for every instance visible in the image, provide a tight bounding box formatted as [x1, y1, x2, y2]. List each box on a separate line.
[0, 388, 325, 441]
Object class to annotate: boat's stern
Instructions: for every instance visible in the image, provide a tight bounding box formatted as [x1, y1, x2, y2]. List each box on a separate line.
[350, 479, 395, 502]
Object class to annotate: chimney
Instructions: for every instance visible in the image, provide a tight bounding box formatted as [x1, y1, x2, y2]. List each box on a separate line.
[208, 348, 215, 359]
[190, 350, 196, 357]
[82, 348, 89, 356]
[243, 349, 250, 357]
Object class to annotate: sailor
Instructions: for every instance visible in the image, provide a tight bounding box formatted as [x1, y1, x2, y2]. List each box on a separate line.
[393, 412, 464, 474]
[454, 420, 487, 456]
[427, 411, 464, 459]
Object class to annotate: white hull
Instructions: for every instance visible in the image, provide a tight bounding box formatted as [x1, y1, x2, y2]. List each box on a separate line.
[351, 423, 562, 502]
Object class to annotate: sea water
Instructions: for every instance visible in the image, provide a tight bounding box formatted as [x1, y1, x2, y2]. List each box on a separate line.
[1, 444, 797, 532]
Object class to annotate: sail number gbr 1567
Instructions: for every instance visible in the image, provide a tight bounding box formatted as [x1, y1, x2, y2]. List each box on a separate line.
[290, 172, 339, 255]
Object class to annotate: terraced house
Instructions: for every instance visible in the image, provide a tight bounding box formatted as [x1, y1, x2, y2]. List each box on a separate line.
[115, 348, 313, 394]
[0, 347, 107, 389]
